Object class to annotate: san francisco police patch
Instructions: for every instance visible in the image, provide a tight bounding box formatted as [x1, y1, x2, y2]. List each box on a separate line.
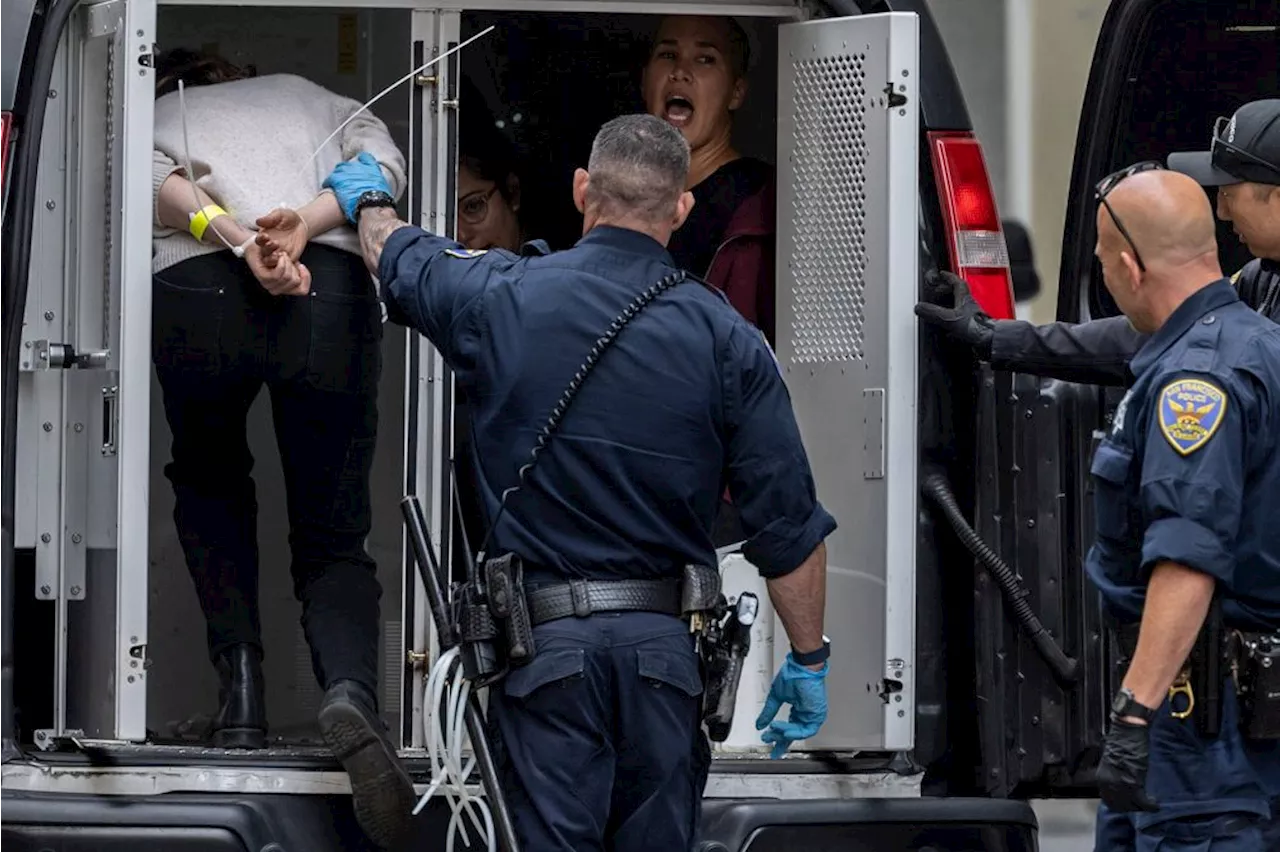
[444, 248, 487, 259]
[1158, 378, 1226, 456]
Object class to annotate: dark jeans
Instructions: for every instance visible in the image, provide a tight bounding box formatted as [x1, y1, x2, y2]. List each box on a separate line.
[152, 245, 384, 700]
[486, 611, 711, 852]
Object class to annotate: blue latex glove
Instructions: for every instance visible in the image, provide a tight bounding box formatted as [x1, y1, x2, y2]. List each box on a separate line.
[323, 152, 393, 224]
[755, 654, 829, 759]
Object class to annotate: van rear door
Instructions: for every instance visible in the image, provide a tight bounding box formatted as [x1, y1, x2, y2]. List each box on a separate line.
[766, 11, 921, 753]
[3, 0, 158, 748]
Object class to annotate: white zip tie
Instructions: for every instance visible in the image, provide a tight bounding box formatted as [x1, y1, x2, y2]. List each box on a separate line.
[415, 646, 496, 852]
[176, 26, 496, 258]
[291, 26, 496, 192]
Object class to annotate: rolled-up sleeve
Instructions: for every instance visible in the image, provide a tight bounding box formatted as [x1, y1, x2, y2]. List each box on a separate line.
[1138, 370, 1248, 585]
[377, 229, 512, 366]
[723, 324, 837, 577]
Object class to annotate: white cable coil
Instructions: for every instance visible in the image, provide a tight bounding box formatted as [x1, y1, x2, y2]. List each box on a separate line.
[415, 645, 496, 852]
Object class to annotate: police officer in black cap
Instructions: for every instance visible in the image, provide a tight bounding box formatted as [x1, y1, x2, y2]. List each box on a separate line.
[316, 113, 837, 851]
[916, 98, 1280, 385]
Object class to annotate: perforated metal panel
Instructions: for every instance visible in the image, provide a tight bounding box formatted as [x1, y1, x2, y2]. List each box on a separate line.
[790, 52, 869, 363]
[776, 12, 919, 751]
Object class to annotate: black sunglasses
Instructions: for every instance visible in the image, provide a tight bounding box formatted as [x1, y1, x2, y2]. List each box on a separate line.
[1211, 116, 1280, 183]
[1094, 160, 1166, 272]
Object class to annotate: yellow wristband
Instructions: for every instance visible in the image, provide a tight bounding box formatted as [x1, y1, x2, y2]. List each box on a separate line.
[188, 204, 229, 242]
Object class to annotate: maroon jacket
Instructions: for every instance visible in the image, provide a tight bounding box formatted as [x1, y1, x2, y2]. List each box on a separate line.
[703, 176, 777, 346]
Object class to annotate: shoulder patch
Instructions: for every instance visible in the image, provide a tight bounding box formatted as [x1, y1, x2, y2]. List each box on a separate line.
[1158, 378, 1227, 456]
[759, 328, 783, 378]
[443, 247, 488, 259]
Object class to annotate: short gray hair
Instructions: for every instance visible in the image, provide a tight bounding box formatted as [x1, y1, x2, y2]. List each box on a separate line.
[586, 114, 690, 221]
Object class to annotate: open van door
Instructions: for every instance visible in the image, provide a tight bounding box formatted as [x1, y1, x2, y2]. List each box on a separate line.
[718, 11, 921, 755]
[6, 0, 158, 748]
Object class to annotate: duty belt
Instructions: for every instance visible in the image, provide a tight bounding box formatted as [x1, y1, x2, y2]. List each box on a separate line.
[526, 578, 682, 626]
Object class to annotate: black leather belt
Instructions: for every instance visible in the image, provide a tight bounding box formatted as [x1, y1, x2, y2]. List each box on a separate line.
[526, 579, 682, 626]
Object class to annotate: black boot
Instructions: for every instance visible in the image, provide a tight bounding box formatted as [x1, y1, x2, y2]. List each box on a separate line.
[210, 644, 267, 749]
[318, 679, 415, 850]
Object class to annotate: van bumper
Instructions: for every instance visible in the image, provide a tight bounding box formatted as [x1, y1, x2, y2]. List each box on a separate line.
[2, 788, 1040, 852]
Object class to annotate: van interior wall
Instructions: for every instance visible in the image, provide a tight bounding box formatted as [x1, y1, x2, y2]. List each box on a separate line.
[147, 6, 411, 743]
[458, 12, 780, 251]
[1087, 4, 1278, 318]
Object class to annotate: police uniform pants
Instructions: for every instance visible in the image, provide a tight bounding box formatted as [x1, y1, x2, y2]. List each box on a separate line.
[151, 245, 384, 698]
[486, 610, 709, 852]
[1093, 679, 1280, 851]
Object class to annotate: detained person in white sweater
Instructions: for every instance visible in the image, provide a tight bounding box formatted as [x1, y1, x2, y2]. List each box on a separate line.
[150, 49, 413, 850]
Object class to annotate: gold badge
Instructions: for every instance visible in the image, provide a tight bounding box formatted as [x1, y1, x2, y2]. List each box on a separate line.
[1158, 378, 1226, 456]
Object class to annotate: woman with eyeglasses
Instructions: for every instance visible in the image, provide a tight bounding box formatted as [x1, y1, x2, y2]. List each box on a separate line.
[456, 122, 529, 253]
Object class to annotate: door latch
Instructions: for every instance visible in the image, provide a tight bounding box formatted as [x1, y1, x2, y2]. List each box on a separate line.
[883, 82, 908, 109]
[21, 340, 110, 371]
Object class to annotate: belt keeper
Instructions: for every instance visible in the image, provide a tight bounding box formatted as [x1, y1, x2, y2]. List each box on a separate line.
[570, 580, 591, 618]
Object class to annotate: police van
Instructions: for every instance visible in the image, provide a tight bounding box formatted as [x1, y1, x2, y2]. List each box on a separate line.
[1, 0, 1274, 848]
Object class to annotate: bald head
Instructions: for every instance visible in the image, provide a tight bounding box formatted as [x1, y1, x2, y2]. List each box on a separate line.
[1098, 170, 1218, 265]
[1095, 169, 1224, 333]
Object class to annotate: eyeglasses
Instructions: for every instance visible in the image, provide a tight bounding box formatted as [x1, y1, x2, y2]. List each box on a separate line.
[1211, 116, 1280, 183]
[1094, 160, 1165, 273]
[458, 186, 500, 226]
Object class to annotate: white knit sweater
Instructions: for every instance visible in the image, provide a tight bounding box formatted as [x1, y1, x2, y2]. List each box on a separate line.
[151, 73, 407, 273]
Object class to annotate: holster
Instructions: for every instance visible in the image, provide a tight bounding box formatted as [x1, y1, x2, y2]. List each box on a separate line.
[485, 553, 537, 668]
[448, 552, 537, 686]
[1230, 630, 1280, 740]
[682, 564, 758, 743]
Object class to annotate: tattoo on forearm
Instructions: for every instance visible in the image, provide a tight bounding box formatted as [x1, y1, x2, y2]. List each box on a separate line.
[358, 211, 408, 273]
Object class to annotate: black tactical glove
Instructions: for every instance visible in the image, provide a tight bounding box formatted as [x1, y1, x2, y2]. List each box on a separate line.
[914, 270, 996, 359]
[1094, 715, 1159, 813]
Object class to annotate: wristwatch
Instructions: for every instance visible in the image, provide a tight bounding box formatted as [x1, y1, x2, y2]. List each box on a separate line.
[792, 636, 831, 667]
[353, 189, 396, 220]
[1110, 686, 1156, 723]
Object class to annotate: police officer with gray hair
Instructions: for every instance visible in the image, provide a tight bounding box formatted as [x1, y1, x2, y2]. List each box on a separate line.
[315, 113, 837, 851]
[916, 98, 1280, 385]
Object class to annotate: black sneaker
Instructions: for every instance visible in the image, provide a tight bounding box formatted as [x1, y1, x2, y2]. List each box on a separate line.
[318, 680, 416, 850]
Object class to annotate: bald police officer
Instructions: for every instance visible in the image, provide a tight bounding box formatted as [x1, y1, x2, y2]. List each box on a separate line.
[916, 98, 1280, 386]
[1083, 165, 1280, 851]
[319, 114, 836, 851]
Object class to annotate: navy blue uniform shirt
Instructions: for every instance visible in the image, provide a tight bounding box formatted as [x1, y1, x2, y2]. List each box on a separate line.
[1085, 279, 1280, 630]
[377, 223, 837, 581]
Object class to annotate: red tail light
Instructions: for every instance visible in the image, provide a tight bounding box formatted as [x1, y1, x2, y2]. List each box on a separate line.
[1, 111, 12, 200]
[928, 131, 1015, 320]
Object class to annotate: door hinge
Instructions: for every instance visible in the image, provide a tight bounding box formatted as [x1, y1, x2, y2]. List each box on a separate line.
[84, 0, 124, 39]
[33, 729, 87, 752]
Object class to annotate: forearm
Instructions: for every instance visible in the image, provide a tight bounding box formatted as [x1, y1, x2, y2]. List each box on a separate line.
[294, 190, 347, 240]
[990, 314, 1144, 386]
[1121, 561, 1215, 712]
[356, 206, 411, 275]
[765, 542, 827, 657]
[156, 173, 253, 247]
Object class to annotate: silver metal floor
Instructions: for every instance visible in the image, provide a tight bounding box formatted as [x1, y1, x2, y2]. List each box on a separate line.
[1033, 799, 1097, 852]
